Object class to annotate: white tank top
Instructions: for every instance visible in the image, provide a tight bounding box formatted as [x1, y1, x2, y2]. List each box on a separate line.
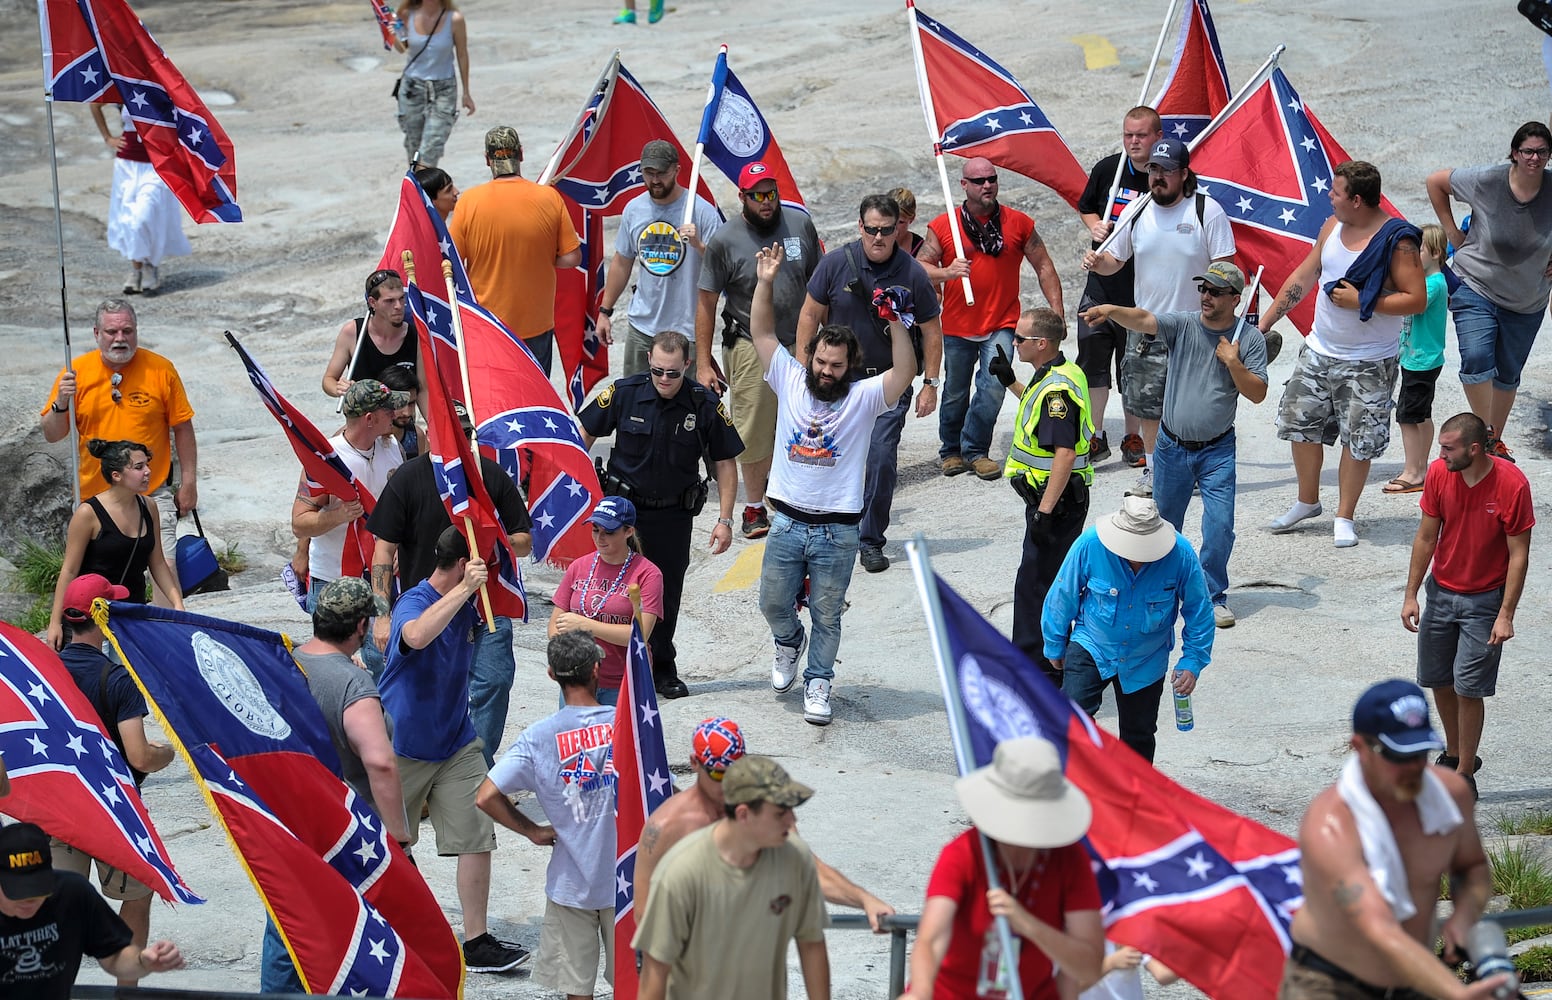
[1306, 223, 1404, 362]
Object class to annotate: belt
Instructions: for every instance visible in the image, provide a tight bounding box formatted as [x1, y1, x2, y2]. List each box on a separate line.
[1289, 945, 1426, 999]
[1160, 422, 1233, 452]
[768, 496, 862, 526]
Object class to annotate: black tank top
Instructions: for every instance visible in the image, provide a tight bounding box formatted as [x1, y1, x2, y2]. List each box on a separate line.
[79, 495, 153, 603]
[347, 317, 417, 382]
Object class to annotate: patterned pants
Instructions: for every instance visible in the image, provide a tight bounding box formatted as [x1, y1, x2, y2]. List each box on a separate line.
[1274, 345, 1398, 461]
[397, 76, 459, 167]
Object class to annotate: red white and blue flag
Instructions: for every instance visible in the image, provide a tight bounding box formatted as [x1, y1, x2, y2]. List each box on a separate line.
[613, 618, 674, 1000]
[101, 604, 462, 999]
[1191, 66, 1403, 335]
[0, 622, 202, 906]
[929, 575, 1301, 999]
[1150, 0, 1232, 144]
[910, 3, 1088, 208]
[380, 172, 602, 567]
[227, 333, 378, 580]
[40, 0, 241, 223]
[368, 0, 401, 50]
[695, 45, 810, 217]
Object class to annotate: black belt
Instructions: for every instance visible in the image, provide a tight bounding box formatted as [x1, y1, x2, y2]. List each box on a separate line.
[1161, 422, 1233, 452]
[768, 496, 862, 526]
[1289, 945, 1427, 999]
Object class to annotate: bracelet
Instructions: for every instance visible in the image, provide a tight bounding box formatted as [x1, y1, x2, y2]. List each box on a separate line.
[598, 305, 614, 317]
[716, 517, 733, 528]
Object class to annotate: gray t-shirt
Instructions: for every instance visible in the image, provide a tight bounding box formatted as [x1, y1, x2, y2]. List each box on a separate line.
[1155, 311, 1267, 441]
[487, 704, 617, 909]
[699, 210, 822, 348]
[1450, 163, 1552, 313]
[617, 188, 723, 337]
[295, 648, 394, 813]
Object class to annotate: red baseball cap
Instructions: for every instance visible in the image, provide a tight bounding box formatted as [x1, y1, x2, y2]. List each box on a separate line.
[737, 162, 776, 192]
[692, 717, 746, 778]
[63, 574, 130, 621]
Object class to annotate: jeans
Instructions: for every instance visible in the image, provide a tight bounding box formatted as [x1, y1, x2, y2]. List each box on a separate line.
[1061, 641, 1166, 763]
[1152, 429, 1236, 606]
[758, 512, 859, 683]
[523, 329, 556, 378]
[306, 579, 385, 678]
[468, 616, 515, 768]
[939, 329, 1014, 461]
[396, 76, 459, 168]
[860, 388, 912, 549]
[259, 918, 304, 994]
[1449, 281, 1545, 392]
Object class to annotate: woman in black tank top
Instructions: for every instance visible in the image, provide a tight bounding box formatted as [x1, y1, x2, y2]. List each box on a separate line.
[47, 439, 184, 650]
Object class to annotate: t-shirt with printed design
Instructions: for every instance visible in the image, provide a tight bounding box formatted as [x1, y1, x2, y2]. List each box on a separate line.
[1420, 457, 1535, 594]
[553, 553, 664, 689]
[700, 211, 821, 348]
[449, 177, 580, 340]
[0, 870, 131, 1000]
[381, 579, 477, 761]
[488, 704, 617, 909]
[1104, 195, 1235, 315]
[928, 206, 1037, 338]
[1078, 153, 1151, 308]
[615, 189, 722, 338]
[764, 347, 889, 515]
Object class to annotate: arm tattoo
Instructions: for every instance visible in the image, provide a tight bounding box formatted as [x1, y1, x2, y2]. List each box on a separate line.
[1029, 230, 1046, 252]
[371, 564, 394, 605]
[1394, 242, 1420, 261]
[1332, 879, 1363, 914]
[1277, 282, 1306, 314]
[640, 821, 661, 855]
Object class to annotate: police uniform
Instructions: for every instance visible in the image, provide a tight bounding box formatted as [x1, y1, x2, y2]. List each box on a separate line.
[1003, 352, 1094, 679]
[578, 372, 744, 690]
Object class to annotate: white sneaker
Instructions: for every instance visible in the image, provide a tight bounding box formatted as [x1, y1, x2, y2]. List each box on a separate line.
[772, 632, 806, 693]
[803, 678, 832, 725]
[1127, 468, 1153, 498]
[123, 268, 142, 294]
[141, 264, 160, 293]
[1213, 603, 1235, 628]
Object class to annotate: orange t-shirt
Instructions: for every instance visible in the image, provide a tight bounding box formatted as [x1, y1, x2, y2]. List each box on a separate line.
[928, 206, 1036, 338]
[449, 177, 581, 340]
[43, 349, 194, 498]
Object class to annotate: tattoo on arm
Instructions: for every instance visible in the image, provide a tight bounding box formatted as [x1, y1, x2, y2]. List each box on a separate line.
[1277, 282, 1306, 314]
[1394, 242, 1420, 261]
[1029, 231, 1046, 252]
[371, 564, 393, 603]
[640, 821, 661, 855]
[1332, 879, 1363, 914]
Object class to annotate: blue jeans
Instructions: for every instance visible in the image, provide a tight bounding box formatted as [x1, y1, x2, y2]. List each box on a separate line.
[260, 918, 304, 994]
[860, 389, 912, 549]
[469, 616, 515, 767]
[306, 579, 384, 678]
[939, 329, 1014, 461]
[1152, 429, 1236, 606]
[758, 512, 859, 683]
[1450, 281, 1544, 391]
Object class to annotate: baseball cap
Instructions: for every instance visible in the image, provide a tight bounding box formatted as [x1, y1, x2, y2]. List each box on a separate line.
[0, 823, 56, 899]
[1352, 679, 1444, 755]
[692, 717, 746, 778]
[640, 139, 679, 172]
[1147, 137, 1189, 171]
[485, 126, 522, 176]
[1193, 261, 1246, 293]
[587, 496, 637, 531]
[738, 161, 776, 192]
[63, 573, 130, 622]
[721, 755, 813, 807]
[342, 379, 412, 418]
[451, 400, 476, 435]
[312, 577, 387, 632]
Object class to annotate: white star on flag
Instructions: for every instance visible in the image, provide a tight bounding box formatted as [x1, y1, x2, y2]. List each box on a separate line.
[368, 938, 390, 963]
[81, 67, 99, 85]
[101, 782, 122, 806]
[1278, 208, 1297, 225]
[1018, 111, 1033, 125]
[1185, 851, 1214, 880]
[1311, 177, 1329, 193]
[648, 769, 669, 795]
[507, 418, 523, 433]
[536, 512, 555, 530]
[983, 116, 1001, 131]
[1132, 871, 1159, 892]
[27, 682, 51, 705]
[1300, 136, 1317, 153]
[616, 870, 631, 896]
[1236, 196, 1254, 214]
[1282, 864, 1303, 886]
[26, 734, 47, 756]
[639, 702, 658, 728]
[543, 416, 558, 431]
[130, 90, 149, 109]
[186, 127, 203, 147]
[1172, 122, 1189, 137]
[566, 480, 585, 497]
[66, 733, 86, 757]
[353, 840, 379, 865]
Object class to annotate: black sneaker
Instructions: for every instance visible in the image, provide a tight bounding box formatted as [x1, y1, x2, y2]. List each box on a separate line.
[859, 544, 889, 573]
[741, 505, 770, 539]
[1088, 432, 1112, 464]
[464, 933, 528, 973]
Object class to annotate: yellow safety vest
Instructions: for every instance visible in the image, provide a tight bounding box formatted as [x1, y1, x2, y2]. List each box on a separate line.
[1004, 358, 1095, 488]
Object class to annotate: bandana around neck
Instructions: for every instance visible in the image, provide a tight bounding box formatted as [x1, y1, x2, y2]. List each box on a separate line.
[959, 203, 1004, 257]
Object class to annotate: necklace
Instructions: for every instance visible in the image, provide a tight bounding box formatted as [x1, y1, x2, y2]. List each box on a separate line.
[580, 552, 633, 616]
[997, 845, 1048, 900]
[340, 435, 377, 461]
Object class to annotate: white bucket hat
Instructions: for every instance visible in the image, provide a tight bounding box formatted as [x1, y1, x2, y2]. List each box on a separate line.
[1096, 495, 1175, 563]
[954, 737, 1092, 848]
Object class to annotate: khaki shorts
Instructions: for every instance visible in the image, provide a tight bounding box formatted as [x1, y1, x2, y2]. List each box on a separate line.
[396, 738, 496, 856]
[1275, 345, 1398, 462]
[1278, 955, 1427, 999]
[724, 336, 778, 466]
[52, 840, 152, 901]
[532, 899, 613, 995]
[1119, 328, 1168, 420]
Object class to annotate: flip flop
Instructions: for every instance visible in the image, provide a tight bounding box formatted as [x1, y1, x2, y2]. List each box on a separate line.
[1382, 478, 1423, 494]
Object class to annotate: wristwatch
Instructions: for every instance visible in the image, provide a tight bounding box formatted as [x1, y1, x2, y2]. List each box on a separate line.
[716, 517, 734, 528]
[598, 305, 614, 317]
[50, 400, 68, 413]
[922, 377, 941, 388]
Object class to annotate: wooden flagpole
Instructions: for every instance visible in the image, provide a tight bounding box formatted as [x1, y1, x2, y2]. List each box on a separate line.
[905, 0, 975, 306]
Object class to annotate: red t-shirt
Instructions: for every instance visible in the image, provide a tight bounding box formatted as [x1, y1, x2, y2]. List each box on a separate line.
[554, 551, 664, 688]
[928, 207, 1036, 338]
[923, 830, 1101, 1000]
[1420, 456, 1534, 593]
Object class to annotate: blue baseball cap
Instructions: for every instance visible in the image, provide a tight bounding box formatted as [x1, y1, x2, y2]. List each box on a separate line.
[587, 496, 637, 531]
[1352, 679, 1444, 754]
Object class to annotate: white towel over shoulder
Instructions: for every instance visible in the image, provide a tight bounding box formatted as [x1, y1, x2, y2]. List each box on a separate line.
[1336, 754, 1462, 922]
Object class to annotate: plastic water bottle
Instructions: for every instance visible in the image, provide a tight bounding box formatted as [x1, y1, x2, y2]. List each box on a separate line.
[1174, 693, 1194, 732]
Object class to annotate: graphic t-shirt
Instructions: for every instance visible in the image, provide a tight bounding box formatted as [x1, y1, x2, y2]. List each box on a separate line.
[616, 189, 723, 337]
[0, 871, 131, 1000]
[553, 554, 664, 688]
[382, 579, 477, 761]
[764, 347, 889, 514]
[488, 704, 617, 908]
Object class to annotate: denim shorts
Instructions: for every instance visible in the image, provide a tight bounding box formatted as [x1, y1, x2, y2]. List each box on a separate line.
[1449, 281, 1545, 391]
[1416, 577, 1503, 698]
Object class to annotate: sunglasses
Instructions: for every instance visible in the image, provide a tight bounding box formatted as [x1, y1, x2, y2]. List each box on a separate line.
[110, 371, 123, 404]
[1012, 333, 1047, 344]
[743, 189, 778, 203]
[649, 366, 684, 380]
[963, 175, 998, 185]
[365, 269, 398, 296]
[1197, 284, 1235, 298]
[861, 224, 895, 237]
[1367, 742, 1429, 766]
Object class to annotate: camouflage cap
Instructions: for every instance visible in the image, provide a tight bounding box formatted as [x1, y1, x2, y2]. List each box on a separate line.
[721, 755, 813, 808]
[485, 126, 522, 176]
[313, 577, 387, 631]
[342, 379, 412, 418]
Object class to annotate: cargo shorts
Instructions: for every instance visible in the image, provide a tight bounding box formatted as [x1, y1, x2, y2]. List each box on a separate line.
[1275, 345, 1398, 462]
[1119, 328, 1168, 420]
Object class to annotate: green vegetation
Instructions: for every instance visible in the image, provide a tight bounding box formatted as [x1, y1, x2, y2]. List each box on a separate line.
[4, 540, 63, 632]
[1486, 840, 1552, 980]
[216, 542, 248, 576]
[1518, 945, 1552, 982]
[1496, 808, 1552, 838]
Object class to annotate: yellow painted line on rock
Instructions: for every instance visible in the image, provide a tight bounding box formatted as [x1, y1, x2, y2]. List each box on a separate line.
[714, 542, 765, 593]
[1070, 34, 1118, 70]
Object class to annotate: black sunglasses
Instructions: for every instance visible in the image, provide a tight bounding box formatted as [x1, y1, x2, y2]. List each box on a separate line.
[1012, 333, 1047, 344]
[1368, 742, 1429, 766]
[1197, 284, 1235, 298]
[861, 224, 895, 236]
[963, 175, 998, 185]
[649, 366, 684, 380]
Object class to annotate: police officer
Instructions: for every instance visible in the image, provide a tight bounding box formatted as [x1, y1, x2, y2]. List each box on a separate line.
[992, 306, 1095, 681]
[579, 330, 743, 698]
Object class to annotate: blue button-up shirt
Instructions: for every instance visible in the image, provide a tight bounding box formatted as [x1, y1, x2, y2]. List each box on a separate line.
[1041, 526, 1214, 693]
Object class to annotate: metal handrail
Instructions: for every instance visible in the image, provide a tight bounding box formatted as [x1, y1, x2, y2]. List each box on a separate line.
[828, 912, 921, 996]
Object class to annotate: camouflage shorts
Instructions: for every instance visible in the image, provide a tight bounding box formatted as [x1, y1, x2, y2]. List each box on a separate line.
[1275, 345, 1398, 461]
[1118, 328, 1168, 420]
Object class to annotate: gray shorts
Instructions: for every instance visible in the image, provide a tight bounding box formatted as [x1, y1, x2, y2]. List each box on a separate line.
[1416, 577, 1504, 698]
[1275, 346, 1398, 461]
[1119, 328, 1168, 420]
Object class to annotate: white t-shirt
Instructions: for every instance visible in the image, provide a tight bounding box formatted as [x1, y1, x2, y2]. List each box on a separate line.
[309, 431, 403, 583]
[764, 346, 889, 515]
[1079, 942, 1147, 1000]
[1108, 194, 1235, 314]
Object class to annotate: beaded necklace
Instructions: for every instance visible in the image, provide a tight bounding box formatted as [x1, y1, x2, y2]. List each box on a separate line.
[581, 551, 634, 616]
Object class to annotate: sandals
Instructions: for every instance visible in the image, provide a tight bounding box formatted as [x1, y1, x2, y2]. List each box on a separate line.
[1436, 754, 1482, 774]
[1382, 477, 1424, 494]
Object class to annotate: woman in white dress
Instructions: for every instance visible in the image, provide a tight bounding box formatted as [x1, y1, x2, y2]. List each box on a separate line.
[90, 104, 191, 295]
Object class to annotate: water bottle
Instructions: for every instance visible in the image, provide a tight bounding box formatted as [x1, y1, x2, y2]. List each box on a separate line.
[1466, 921, 1520, 999]
[1174, 692, 1194, 732]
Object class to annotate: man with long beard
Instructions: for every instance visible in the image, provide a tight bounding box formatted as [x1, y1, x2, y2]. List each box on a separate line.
[695, 162, 822, 540]
[751, 243, 916, 725]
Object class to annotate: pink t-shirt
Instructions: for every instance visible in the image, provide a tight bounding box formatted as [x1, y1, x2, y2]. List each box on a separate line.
[554, 551, 664, 688]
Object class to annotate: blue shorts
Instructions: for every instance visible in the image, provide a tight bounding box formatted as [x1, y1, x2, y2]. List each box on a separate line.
[1449, 281, 1545, 391]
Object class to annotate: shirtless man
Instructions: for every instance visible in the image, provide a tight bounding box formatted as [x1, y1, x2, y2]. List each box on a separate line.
[1281, 680, 1508, 1000]
[633, 717, 895, 928]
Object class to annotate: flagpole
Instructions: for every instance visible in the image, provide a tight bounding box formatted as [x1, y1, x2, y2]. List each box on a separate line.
[905, 534, 1024, 1000]
[335, 315, 370, 415]
[38, 8, 81, 509]
[1230, 265, 1264, 345]
[681, 44, 725, 231]
[1100, 0, 1183, 223]
[905, 0, 975, 306]
[538, 51, 620, 186]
